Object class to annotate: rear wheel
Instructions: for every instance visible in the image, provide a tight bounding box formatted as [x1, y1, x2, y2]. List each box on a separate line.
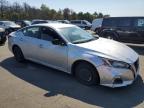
[75, 62, 100, 86]
[13, 46, 25, 62]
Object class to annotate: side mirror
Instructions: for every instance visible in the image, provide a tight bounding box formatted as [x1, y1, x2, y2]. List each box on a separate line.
[52, 39, 65, 46]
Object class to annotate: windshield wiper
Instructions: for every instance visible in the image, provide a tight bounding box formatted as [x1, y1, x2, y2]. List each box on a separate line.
[73, 38, 96, 44]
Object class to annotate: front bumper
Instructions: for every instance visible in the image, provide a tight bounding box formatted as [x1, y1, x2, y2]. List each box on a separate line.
[97, 60, 140, 88]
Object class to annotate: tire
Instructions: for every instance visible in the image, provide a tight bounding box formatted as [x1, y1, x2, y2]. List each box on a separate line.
[106, 33, 116, 40]
[0, 37, 6, 46]
[75, 62, 100, 86]
[13, 46, 25, 62]
[100, 32, 117, 41]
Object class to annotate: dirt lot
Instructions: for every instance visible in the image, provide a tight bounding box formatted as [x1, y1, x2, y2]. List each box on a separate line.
[0, 42, 144, 108]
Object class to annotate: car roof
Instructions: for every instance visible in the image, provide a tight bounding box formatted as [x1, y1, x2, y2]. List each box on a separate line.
[31, 23, 76, 29]
[104, 16, 144, 19]
[0, 21, 14, 22]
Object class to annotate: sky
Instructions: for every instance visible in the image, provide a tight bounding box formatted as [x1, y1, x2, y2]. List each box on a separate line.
[8, 0, 144, 17]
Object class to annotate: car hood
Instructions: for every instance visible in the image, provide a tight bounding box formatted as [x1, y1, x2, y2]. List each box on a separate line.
[75, 38, 138, 64]
[9, 25, 21, 28]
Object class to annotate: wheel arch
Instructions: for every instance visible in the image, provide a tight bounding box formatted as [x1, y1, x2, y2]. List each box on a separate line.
[71, 59, 100, 83]
[12, 44, 22, 54]
[100, 29, 119, 40]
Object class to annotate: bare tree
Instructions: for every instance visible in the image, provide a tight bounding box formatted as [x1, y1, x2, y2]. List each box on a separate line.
[0, 0, 7, 18]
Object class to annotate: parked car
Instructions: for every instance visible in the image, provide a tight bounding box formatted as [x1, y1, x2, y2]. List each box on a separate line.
[0, 21, 21, 35]
[57, 20, 70, 24]
[91, 18, 103, 32]
[47, 20, 61, 24]
[70, 20, 92, 29]
[8, 23, 139, 88]
[91, 17, 144, 43]
[15, 20, 31, 28]
[0, 28, 6, 45]
[31, 20, 48, 25]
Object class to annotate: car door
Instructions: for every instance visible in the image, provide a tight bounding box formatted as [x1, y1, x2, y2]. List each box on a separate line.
[36, 26, 68, 72]
[115, 18, 141, 42]
[17, 26, 41, 60]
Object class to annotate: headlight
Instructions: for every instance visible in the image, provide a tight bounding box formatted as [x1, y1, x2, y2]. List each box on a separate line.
[103, 58, 130, 68]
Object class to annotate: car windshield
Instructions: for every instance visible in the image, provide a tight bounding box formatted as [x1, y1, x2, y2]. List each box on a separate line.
[3, 21, 17, 26]
[58, 26, 98, 44]
[84, 20, 91, 25]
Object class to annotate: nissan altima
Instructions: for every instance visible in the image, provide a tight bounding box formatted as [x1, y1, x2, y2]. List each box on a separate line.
[8, 23, 140, 88]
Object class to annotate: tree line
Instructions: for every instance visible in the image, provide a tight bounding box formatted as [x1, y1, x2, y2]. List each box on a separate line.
[0, 0, 110, 22]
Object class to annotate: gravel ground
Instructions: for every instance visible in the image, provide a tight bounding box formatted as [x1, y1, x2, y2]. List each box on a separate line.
[0, 42, 144, 108]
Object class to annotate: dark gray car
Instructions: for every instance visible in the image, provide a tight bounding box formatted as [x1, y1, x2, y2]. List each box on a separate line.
[92, 17, 144, 43]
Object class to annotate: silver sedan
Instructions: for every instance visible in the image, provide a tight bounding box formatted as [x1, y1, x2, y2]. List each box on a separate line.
[8, 23, 140, 88]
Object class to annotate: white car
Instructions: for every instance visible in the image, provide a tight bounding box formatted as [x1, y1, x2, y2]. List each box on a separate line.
[8, 23, 140, 88]
[91, 18, 103, 32]
[0, 21, 21, 34]
[70, 20, 92, 29]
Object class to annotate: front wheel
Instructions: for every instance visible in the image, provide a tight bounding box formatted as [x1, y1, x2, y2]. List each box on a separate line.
[100, 32, 118, 41]
[13, 46, 25, 62]
[75, 62, 100, 86]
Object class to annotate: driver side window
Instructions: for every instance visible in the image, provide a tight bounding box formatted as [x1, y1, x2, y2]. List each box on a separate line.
[40, 27, 59, 41]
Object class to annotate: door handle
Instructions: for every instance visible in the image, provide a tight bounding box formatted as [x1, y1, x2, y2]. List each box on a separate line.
[39, 44, 44, 48]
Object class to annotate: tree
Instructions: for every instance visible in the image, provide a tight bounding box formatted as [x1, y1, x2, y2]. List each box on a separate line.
[98, 12, 103, 18]
[40, 4, 50, 19]
[63, 8, 71, 20]
[71, 11, 77, 20]
[55, 9, 63, 20]
[77, 12, 84, 20]
[0, 0, 109, 21]
[0, 0, 8, 18]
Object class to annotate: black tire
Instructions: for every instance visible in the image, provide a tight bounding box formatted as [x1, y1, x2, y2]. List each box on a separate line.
[106, 33, 116, 40]
[100, 32, 117, 41]
[75, 62, 100, 86]
[13, 46, 25, 62]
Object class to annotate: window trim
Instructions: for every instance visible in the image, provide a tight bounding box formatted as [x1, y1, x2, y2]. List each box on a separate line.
[40, 26, 67, 46]
[21, 26, 41, 39]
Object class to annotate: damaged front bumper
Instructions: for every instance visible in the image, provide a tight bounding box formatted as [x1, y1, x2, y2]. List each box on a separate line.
[97, 60, 140, 88]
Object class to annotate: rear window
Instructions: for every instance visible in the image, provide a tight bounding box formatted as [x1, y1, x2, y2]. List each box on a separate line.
[135, 19, 144, 27]
[22, 27, 40, 38]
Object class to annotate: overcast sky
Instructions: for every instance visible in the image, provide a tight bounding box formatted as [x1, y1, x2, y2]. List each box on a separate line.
[8, 0, 144, 17]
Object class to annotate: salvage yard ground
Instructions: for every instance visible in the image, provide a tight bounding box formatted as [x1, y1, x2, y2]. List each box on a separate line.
[0, 42, 144, 108]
